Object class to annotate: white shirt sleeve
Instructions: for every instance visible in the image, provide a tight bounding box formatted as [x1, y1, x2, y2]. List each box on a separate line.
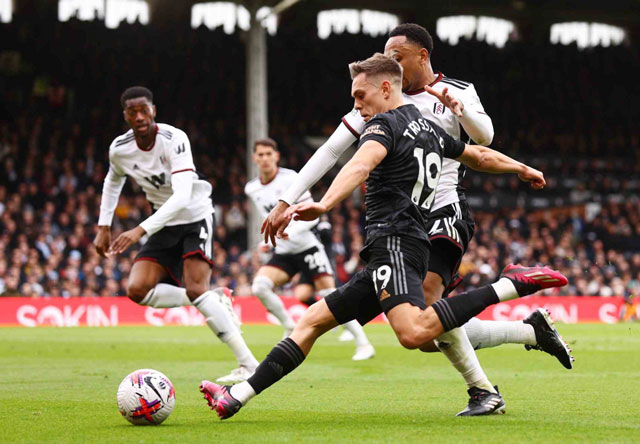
[139, 170, 194, 236]
[279, 121, 358, 205]
[284, 218, 319, 237]
[168, 130, 196, 173]
[97, 151, 127, 227]
[457, 84, 494, 146]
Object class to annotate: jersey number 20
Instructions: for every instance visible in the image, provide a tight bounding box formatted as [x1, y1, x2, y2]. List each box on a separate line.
[411, 147, 442, 209]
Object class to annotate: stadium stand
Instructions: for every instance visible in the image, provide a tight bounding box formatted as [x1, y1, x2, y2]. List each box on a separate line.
[0, 16, 638, 300]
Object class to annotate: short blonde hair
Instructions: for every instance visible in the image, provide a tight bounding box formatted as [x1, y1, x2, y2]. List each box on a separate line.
[348, 53, 402, 86]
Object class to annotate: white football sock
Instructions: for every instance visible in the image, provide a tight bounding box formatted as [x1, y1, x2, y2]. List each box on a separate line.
[252, 275, 296, 330]
[491, 278, 519, 302]
[317, 287, 371, 348]
[463, 317, 536, 349]
[229, 381, 256, 405]
[342, 320, 370, 347]
[193, 291, 259, 369]
[435, 327, 496, 393]
[140, 283, 191, 308]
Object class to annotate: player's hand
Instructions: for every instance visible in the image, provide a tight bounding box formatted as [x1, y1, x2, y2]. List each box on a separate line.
[284, 202, 328, 224]
[518, 167, 546, 190]
[108, 226, 146, 255]
[261, 200, 290, 247]
[425, 85, 464, 117]
[93, 226, 112, 258]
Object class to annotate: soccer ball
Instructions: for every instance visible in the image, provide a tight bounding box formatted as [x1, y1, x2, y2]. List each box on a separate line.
[116, 369, 176, 425]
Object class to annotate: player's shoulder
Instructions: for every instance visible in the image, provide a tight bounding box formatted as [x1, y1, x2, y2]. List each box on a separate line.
[361, 110, 401, 140]
[277, 167, 298, 177]
[439, 73, 473, 91]
[244, 176, 262, 194]
[110, 129, 134, 151]
[156, 123, 185, 142]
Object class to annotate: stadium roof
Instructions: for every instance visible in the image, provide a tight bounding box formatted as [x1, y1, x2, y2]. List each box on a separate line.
[17, 0, 640, 27]
[153, 0, 640, 25]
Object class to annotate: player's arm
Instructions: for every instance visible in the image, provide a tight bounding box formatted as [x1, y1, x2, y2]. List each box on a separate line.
[425, 84, 494, 146]
[94, 154, 127, 258]
[456, 144, 545, 189]
[263, 119, 358, 246]
[286, 140, 387, 221]
[109, 132, 195, 255]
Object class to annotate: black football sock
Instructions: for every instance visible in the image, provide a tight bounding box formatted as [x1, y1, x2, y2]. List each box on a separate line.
[432, 286, 500, 332]
[247, 337, 305, 394]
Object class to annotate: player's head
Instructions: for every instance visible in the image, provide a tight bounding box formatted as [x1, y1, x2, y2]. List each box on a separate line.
[385, 23, 434, 92]
[121, 86, 156, 137]
[253, 137, 280, 174]
[349, 53, 403, 122]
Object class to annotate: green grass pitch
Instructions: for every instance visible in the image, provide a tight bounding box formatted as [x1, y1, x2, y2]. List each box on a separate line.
[1, 323, 639, 443]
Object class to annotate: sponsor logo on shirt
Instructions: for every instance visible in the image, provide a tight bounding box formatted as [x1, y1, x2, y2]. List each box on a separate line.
[363, 124, 386, 136]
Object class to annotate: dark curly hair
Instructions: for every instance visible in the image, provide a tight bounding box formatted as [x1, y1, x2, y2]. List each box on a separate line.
[389, 23, 434, 55]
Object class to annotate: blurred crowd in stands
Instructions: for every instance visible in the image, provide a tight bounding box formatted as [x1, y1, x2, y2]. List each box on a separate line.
[1, 17, 639, 303]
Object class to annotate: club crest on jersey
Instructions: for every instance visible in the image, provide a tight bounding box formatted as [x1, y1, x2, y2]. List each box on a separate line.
[433, 103, 446, 115]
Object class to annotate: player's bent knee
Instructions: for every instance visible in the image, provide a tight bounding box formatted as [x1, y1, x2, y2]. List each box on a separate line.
[127, 282, 153, 304]
[251, 275, 273, 299]
[397, 325, 437, 350]
[397, 331, 423, 350]
[185, 284, 208, 301]
[419, 340, 439, 353]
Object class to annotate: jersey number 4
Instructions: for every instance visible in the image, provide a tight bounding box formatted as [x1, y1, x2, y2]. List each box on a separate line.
[411, 147, 442, 209]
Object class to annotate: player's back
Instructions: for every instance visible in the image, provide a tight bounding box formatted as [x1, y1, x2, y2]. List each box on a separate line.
[360, 104, 465, 246]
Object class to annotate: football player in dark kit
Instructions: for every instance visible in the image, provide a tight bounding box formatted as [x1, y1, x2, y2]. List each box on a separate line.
[199, 54, 568, 419]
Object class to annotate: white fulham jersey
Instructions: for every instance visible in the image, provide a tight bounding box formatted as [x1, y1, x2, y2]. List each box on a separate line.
[99, 123, 213, 229]
[245, 168, 321, 255]
[342, 72, 489, 212]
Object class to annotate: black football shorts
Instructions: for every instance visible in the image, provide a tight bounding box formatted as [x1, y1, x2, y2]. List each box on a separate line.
[325, 235, 430, 326]
[267, 245, 333, 284]
[135, 213, 215, 285]
[425, 201, 475, 290]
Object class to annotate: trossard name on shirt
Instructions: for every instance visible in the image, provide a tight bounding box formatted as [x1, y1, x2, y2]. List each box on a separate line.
[402, 117, 444, 148]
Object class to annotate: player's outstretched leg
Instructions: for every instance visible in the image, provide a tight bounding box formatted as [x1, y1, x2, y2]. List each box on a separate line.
[422, 271, 502, 415]
[462, 310, 574, 369]
[252, 274, 296, 337]
[434, 327, 505, 416]
[192, 288, 259, 383]
[200, 298, 339, 419]
[430, 264, 568, 338]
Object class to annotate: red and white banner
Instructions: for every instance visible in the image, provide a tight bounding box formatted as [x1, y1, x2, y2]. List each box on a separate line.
[0, 296, 634, 327]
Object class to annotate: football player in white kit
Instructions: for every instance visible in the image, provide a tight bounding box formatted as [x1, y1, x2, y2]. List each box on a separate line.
[245, 138, 375, 360]
[93, 87, 259, 383]
[262, 25, 573, 415]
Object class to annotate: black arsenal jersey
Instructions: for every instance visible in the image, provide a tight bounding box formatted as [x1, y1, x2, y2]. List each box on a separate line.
[358, 104, 466, 246]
